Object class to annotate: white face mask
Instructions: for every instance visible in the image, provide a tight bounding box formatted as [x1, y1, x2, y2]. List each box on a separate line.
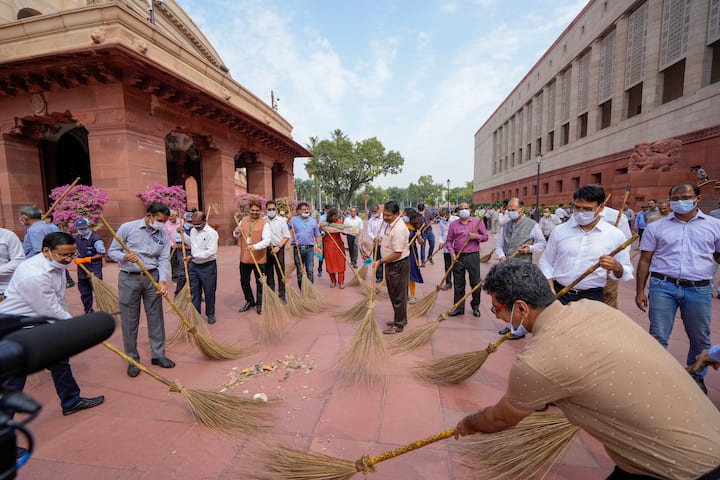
[573, 211, 596, 226]
[507, 210, 520, 220]
[266, 210, 277, 219]
[508, 302, 529, 337]
[301, 212, 310, 218]
[459, 209, 471, 219]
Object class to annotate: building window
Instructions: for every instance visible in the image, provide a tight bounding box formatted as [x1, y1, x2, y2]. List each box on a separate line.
[542, 183, 549, 195]
[561, 123, 570, 146]
[626, 83, 643, 118]
[572, 176, 580, 191]
[511, 152, 515, 167]
[527, 144, 531, 161]
[536, 138, 542, 155]
[578, 113, 588, 139]
[518, 147, 523, 162]
[515, 188, 519, 197]
[523, 186, 528, 196]
[599, 100, 612, 129]
[556, 180, 563, 192]
[616, 167, 629, 175]
[548, 131, 555, 151]
[710, 40, 720, 85]
[591, 173, 602, 184]
[662, 59, 685, 103]
[532, 185, 537, 195]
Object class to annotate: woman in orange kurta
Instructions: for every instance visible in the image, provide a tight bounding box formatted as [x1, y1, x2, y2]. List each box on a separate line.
[321, 208, 347, 288]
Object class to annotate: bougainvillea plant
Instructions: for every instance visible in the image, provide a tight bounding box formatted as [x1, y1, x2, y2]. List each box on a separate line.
[234, 193, 267, 219]
[48, 184, 110, 233]
[136, 184, 187, 212]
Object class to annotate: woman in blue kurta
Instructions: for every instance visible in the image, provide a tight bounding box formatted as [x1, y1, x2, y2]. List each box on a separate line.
[403, 208, 424, 304]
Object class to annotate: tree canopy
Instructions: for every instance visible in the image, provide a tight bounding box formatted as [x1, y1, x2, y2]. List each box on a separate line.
[305, 129, 404, 209]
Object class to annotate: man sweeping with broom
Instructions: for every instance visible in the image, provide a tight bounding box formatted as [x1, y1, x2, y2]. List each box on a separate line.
[377, 200, 410, 335]
[234, 199, 272, 314]
[72, 218, 106, 313]
[455, 260, 720, 480]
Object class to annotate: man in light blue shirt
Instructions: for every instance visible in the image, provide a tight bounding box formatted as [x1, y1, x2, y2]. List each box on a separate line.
[289, 202, 321, 287]
[636, 183, 720, 394]
[19, 205, 57, 257]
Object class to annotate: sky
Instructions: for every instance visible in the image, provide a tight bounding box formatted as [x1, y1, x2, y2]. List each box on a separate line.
[176, 0, 588, 190]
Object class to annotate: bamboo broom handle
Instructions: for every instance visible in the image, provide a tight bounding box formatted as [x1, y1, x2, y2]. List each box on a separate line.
[102, 341, 173, 387]
[284, 203, 311, 279]
[555, 234, 638, 298]
[615, 185, 631, 228]
[438, 280, 485, 322]
[271, 251, 290, 284]
[485, 331, 512, 353]
[421, 245, 443, 267]
[508, 241, 531, 260]
[360, 428, 457, 468]
[205, 205, 212, 224]
[42, 177, 81, 220]
[323, 225, 365, 277]
[179, 220, 192, 301]
[437, 220, 482, 288]
[99, 216, 195, 332]
[77, 262, 93, 277]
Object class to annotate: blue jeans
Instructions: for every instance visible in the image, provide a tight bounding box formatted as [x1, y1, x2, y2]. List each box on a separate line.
[293, 246, 315, 287]
[648, 276, 712, 378]
[420, 230, 435, 263]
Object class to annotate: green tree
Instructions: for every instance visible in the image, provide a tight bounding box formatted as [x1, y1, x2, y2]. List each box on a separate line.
[408, 175, 444, 206]
[294, 178, 315, 203]
[305, 129, 404, 210]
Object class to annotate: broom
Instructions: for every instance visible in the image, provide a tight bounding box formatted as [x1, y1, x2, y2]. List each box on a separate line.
[413, 235, 639, 384]
[390, 280, 484, 354]
[167, 221, 209, 346]
[604, 184, 631, 309]
[335, 244, 378, 323]
[413, 332, 512, 384]
[408, 222, 480, 318]
[76, 262, 120, 323]
[420, 245, 443, 267]
[41, 176, 80, 221]
[336, 262, 387, 386]
[101, 341, 273, 434]
[100, 217, 253, 360]
[324, 227, 372, 294]
[249, 413, 577, 480]
[271, 251, 309, 318]
[456, 412, 580, 480]
[236, 225, 288, 344]
[287, 216, 322, 303]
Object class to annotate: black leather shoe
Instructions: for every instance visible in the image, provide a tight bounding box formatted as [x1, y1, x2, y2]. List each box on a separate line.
[428, 258, 434, 265]
[151, 356, 176, 368]
[448, 309, 464, 317]
[66, 280, 76, 288]
[207, 314, 216, 324]
[238, 302, 255, 312]
[498, 327, 511, 335]
[127, 364, 140, 377]
[386, 321, 396, 326]
[62, 396, 104, 416]
[472, 308, 481, 317]
[382, 325, 404, 334]
[441, 283, 452, 291]
[695, 377, 708, 395]
[256, 304, 262, 314]
[508, 333, 526, 340]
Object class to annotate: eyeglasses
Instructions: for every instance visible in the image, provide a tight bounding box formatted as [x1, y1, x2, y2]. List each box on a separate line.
[490, 303, 507, 314]
[669, 195, 695, 202]
[53, 251, 78, 260]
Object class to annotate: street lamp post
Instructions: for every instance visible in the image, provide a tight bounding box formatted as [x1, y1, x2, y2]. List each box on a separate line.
[534, 152, 543, 221]
[446, 179, 450, 210]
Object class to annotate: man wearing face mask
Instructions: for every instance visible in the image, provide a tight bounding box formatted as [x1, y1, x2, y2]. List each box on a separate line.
[264, 200, 291, 304]
[636, 183, 720, 395]
[376, 201, 410, 334]
[187, 211, 218, 323]
[437, 207, 458, 291]
[0, 232, 105, 415]
[72, 218, 106, 313]
[445, 202, 489, 318]
[456, 260, 720, 480]
[539, 184, 633, 305]
[365, 205, 384, 283]
[108, 203, 174, 377]
[494, 197, 545, 264]
[289, 202, 322, 288]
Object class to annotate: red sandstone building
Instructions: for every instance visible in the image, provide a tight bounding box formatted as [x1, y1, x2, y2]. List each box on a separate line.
[473, 0, 720, 211]
[0, 0, 309, 241]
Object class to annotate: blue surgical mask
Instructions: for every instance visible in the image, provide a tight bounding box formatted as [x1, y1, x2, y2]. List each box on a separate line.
[267, 210, 277, 219]
[670, 199, 695, 215]
[573, 211, 596, 226]
[459, 209, 471, 219]
[402, 215, 410, 223]
[508, 303, 528, 337]
[507, 210, 519, 220]
[50, 260, 69, 271]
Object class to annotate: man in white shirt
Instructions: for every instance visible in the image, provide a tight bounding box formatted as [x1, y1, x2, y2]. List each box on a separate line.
[0, 226, 25, 298]
[187, 211, 219, 324]
[437, 207, 458, 290]
[0, 232, 104, 415]
[554, 205, 569, 223]
[343, 207, 364, 268]
[539, 185, 634, 305]
[365, 205, 384, 283]
[264, 200, 291, 303]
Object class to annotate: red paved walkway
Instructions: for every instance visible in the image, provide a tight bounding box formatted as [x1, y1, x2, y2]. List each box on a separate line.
[15, 231, 720, 479]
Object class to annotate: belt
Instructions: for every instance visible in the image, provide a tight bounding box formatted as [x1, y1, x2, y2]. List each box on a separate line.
[121, 269, 157, 276]
[650, 272, 710, 287]
[297, 245, 315, 249]
[554, 281, 603, 296]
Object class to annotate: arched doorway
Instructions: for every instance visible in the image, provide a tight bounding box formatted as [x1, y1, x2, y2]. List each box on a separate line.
[40, 125, 91, 202]
[166, 132, 203, 210]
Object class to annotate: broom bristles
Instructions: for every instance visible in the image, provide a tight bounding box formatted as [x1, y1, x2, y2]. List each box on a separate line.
[192, 330, 255, 360]
[284, 284, 308, 317]
[389, 321, 440, 354]
[248, 443, 359, 480]
[167, 293, 209, 346]
[334, 296, 370, 323]
[456, 413, 579, 480]
[174, 381, 275, 434]
[348, 263, 368, 287]
[336, 305, 387, 386]
[300, 272, 321, 302]
[407, 289, 438, 318]
[89, 275, 120, 324]
[413, 350, 489, 384]
[259, 278, 289, 344]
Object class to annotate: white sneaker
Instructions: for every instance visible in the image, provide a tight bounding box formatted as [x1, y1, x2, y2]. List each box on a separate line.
[408, 296, 416, 304]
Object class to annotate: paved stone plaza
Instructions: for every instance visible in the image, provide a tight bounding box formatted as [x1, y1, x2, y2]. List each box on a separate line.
[16, 229, 720, 479]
